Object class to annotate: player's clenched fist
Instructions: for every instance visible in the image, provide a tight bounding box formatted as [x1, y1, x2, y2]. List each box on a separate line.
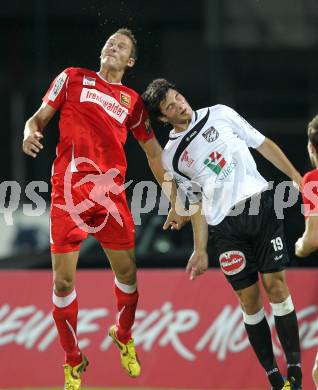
[23, 131, 43, 158]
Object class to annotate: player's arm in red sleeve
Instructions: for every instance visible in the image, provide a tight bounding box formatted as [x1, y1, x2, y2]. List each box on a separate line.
[129, 96, 165, 185]
[139, 137, 165, 185]
[23, 69, 70, 158]
[295, 172, 318, 257]
[139, 135, 186, 219]
[23, 103, 56, 158]
[131, 97, 186, 224]
[138, 133, 187, 229]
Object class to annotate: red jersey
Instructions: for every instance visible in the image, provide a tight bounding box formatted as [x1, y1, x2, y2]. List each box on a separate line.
[43, 67, 154, 179]
[301, 168, 318, 217]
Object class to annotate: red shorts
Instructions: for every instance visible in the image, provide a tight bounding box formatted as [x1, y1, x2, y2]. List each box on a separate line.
[50, 173, 135, 253]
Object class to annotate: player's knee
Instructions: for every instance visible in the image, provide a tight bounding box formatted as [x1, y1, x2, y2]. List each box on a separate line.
[237, 292, 261, 314]
[115, 267, 136, 285]
[240, 301, 262, 314]
[266, 282, 289, 302]
[263, 272, 289, 301]
[54, 277, 74, 294]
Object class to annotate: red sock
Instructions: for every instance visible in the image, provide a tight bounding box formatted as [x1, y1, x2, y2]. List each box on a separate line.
[114, 279, 139, 344]
[52, 289, 81, 367]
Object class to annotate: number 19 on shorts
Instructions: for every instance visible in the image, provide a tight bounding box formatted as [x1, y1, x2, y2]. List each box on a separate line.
[271, 237, 283, 251]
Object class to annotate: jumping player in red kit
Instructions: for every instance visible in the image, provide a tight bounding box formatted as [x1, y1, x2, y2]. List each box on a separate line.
[22, 29, 164, 389]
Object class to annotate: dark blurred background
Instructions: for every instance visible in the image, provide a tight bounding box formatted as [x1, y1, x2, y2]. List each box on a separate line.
[1, 0, 318, 269]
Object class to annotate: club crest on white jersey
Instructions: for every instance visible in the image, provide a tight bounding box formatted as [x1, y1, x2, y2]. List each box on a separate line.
[202, 126, 219, 143]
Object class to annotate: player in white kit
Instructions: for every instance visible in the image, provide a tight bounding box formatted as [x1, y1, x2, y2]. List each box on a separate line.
[142, 79, 303, 390]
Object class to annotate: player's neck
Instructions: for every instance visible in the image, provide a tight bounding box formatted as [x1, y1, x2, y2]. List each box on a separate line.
[174, 123, 189, 133]
[174, 112, 193, 133]
[310, 152, 318, 169]
[98, 68, 123, 84]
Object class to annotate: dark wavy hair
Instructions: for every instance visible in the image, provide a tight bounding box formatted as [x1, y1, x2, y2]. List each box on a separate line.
[142, 78, 175, 121]
[308, 115, 318, 151]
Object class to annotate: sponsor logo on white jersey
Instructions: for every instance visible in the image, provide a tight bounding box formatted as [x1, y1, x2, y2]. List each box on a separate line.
[186, 131, 198, 142]
[203, 151, 237, 181]
[83, 75, 96, 86]
[204, 151, 226, 174]
[217, 159, 237, 181]
[48, 71, 67, 101]
[181, 150, 195, 168]
[80, 88, 128, 124]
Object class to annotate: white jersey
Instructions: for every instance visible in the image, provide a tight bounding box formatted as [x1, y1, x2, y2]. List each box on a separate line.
[162, 104, 268, 225]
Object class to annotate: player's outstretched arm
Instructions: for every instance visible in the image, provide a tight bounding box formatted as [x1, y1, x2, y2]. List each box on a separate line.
[23, 102, 56, 158]
[295, 215, 318, 257]
[186, 202, 208, 281]
[257, 137, 302, 189]
[139, 137, 190, 229]
[138, 137, 165, 185]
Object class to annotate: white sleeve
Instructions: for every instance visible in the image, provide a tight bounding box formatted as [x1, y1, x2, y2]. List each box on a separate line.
[221, 105, 265, 148]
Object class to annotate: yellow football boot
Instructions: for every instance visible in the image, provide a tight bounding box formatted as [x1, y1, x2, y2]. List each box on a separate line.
[63, 354, 89, 390]
[109, 324, 141, 377]
[286, 376, 302, 389]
